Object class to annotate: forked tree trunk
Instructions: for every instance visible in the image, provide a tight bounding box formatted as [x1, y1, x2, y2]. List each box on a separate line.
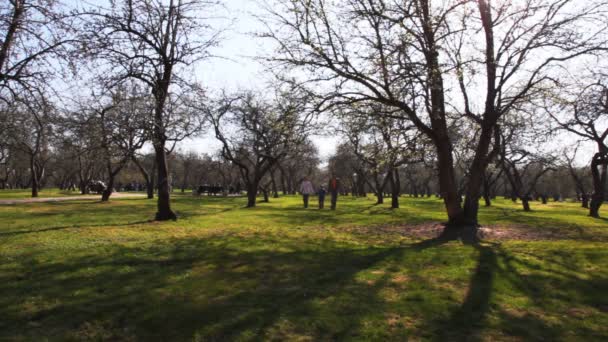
[132, 150, 156, 201]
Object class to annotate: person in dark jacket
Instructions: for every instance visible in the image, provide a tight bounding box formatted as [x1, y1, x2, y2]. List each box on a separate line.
[318, 186, 327, 209]
[328, 175, 340, 210]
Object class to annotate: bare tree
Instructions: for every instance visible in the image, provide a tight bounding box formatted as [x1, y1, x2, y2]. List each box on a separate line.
[549, 79, 608, 217]
[2, 96, 55, 197]
[500, 147, 556, 211]
[564, 147, 592, 208]
[82, 0, 221, 220]
[341, 104, 422, 208]
[263, 0, 608, 236]
[83, 86, 149, 201]
[0, 0, 75, 101]
[207, 90, 314, 207]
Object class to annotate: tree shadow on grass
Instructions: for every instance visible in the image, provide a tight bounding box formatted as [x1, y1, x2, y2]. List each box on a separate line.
[424, 233, 608, 341]
[0, 220, 154, 237]
[0, 236, 414, 340]
[1, 229, 606, 341]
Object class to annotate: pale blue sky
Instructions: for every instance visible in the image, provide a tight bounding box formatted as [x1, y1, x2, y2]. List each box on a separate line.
[180, 0, 339, 160]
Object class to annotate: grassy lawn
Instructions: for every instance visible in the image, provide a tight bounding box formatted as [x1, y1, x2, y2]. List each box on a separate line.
[1, 194, 607, 341]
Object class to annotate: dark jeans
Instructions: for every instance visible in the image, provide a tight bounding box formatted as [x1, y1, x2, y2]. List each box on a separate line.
[303, 194, 309, 208]
[330, 192, 338, 210]
[319, 195, 325, 209]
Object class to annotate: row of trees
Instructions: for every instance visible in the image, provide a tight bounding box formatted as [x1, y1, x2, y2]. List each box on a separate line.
[2, 0, 608, 230]
[262, 0, 608, 236]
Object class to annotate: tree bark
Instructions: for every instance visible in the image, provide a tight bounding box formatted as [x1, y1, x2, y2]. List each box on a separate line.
[390, 170, 400, 209]
[30, 155, 39, 198]
[101, 176, 114, 201]
[582, 194, 589, 208]
[271, 169, 279, 198]
[0, 0, 24, 73]
[436, 141, 464, 225]
[521, 197, 531, 212]
[246, 182, 258, 208]
[154, 144, 176, 220]
[589, 152, 607, 218]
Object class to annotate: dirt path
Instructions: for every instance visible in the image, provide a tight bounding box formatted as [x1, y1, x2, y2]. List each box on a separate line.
[336, 222, 606, 242]
[0, 193, 146, 205]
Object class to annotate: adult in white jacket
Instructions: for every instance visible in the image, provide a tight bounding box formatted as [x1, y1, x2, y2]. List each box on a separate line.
[299, 177, 315, 209]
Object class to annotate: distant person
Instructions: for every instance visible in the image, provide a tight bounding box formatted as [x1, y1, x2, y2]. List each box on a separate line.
[328, 175, 340, 210]
[318, 186, 327, 209]
[299, 177, 315, 208]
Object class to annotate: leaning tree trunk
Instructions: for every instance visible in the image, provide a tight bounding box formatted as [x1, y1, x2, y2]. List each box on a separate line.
[463, 122, 496, 223]
[101, 176, 114, 202]
[30, 155, 39, 198]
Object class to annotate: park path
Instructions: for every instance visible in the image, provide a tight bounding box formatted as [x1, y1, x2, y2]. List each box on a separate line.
[0, 193, 146, 205]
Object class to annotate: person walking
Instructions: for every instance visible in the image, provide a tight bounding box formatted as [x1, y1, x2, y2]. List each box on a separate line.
[299, 177, 315, 208]
[328, 175, 340, 210]
[318, 186, 327, 209]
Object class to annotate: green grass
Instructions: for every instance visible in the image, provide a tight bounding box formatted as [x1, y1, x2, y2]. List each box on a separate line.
[1, 194, 607, 341]
[0, 188, 85, 199]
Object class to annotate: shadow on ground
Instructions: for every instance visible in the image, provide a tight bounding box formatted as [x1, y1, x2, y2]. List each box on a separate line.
[1, 232, 606, 341]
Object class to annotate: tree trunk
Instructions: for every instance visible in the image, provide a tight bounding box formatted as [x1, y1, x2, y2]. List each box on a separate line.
[154, 145, 176, 220]
[271, 170, 279, 198]
[101, 177, 114, 201]
[391, 170, 400, 209]
[522, 197, 531, 212]
[582, 194, 589, 208]
[589, 153, 607, 218]
[483, 194, 491, 207]
[262, 188, 269, 203]
[435, 141, 463, 225]
[246, 182, 257, 208]
[482, 177, 492, 207]
[463, 123, 495, 223]
[30, 155, 39, 198]
[376, 190, 384, 204]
